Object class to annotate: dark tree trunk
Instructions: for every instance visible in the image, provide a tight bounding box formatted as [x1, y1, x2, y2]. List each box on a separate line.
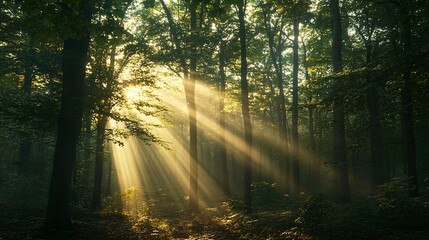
[365, 43, 384, 191]
[106, 157, 112, 196]
[399, 2, 418, 197]
[159, 0, 200, 212]
[315, 109, 323, 188]
[218, 40, 230, 197]
[18, 34, 34, 175]
[330, 0, 350, 203]
[308, 105, 315, 188]
[291, 18, 300, 193]
[91, 115, 108, 211]
[262, 6, 288, 192]
[303, 40, 317, 191]
[83, 115, 92, 182]
[91, 38, 116, 210]
[238, 2, 253, 213]
[21, 34, 34, 93]
[188, 4, 199, 213]
[46, 2, 91, 231]
[355, 16, 385, 192]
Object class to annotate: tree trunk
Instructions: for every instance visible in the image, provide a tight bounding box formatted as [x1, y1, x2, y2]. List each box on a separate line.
[315, 109, 322, 189]
[238, 2, 253, 213]
[399, 2, 418, 197]
[18, 34, 34, 176]
[106, 157, 112, 196]
[330, 0, 350, 202]
[91, 39, 116, 211]
[303, 40, 317, 191]
[188, 3, 199, 213]
[366, 43, 384, 192]
[83, 114, 92, 182]
[46, 1, 91, 231]
[218, 40, 230, 197]
[91, 115, 108, 211]
[159, 0, 200, 212]
[291, 18, 300, 193]
[262, 7, 288, 192]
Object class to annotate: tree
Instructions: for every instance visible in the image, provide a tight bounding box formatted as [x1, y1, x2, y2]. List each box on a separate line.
[18, 20, 35, 176]
[260, 1, 289, 191]
[188, 0, 199, 213]
[329, 0, 350, 202]
[350, 0, 385, 191]
[90, 0, 133, 212]
[217, 39, 230, 196]
[398, 1, 418, 197]
[158, 0, 200, 212]
[291, 15, 300, 194]
[237, 0, 253, 213]
[46, 0, 92, 232]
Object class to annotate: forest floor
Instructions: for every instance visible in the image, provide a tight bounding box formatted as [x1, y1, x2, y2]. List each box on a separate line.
[1, 200, 429, 240]
[0, 202, 245, 240]
[1, 181, 429, 240]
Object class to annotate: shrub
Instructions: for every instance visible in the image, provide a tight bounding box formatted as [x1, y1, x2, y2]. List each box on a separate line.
[374, 176, 429, 231]
[295, 194, 332, 237]
[252, 181, 287, 208]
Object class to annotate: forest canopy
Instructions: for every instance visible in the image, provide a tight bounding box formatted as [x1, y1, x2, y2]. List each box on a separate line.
[0, 0, 428, 239]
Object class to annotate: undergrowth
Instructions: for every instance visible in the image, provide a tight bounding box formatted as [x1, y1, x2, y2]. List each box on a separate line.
[96, 177, 429, 239]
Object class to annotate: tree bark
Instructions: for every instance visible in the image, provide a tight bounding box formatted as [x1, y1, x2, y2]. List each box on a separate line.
[160, 0, 200, 212]
[218, 40, 230, 196]
[399, 2, 418, 197]
[91, 39, 117, 210]
[106, 157, 113, 196]
[18, 33, 34, 176]
[188, 3, 199, 213]
[291, 18, 300, 193]
[315, 109, 322, 189]
[46, 2, 91, 231]
[238, 2, 253, 213]
[262, 5, 289, 192]
[91, 115, 108, 211]
[303, 40, 318, 191]
[330, 0, 350, 203]
[365, 43, 384, 192]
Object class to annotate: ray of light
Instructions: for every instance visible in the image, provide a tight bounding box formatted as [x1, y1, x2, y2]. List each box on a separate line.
[109, 75, 334, 213]
[159, 86, 289, 187]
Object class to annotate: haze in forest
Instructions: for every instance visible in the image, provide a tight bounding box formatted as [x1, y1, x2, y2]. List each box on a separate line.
[0, 0, 428, 239]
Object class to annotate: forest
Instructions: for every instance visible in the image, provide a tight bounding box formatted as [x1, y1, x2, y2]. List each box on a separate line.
[0, 0, 428, 239]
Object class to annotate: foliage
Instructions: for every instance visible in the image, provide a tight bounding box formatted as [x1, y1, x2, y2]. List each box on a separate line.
[102, 186, 145, 216]
[293, 194, 332, 237]
[252, 181, 288, 208]
[286, 179, 429, 239]
[373, 176, 429, 231]
[102, 191, 125, 215]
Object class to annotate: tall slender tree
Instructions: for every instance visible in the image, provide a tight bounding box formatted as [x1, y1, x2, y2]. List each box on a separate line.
[237, 0, 253, 213]
[329, 0, 350, 202]
[159, 0, 200, 212]
[90, 39, 118, 210]
[46, 0, 92, 232]
[188, 1, 199, 212]
[291, 17, 300, 193]
[351, 2, 385, 190]
[218, 39, 230, 196]
[18, 33, 34, 176]
[399, 1, 418, 197]
[260, 2, 289, 191]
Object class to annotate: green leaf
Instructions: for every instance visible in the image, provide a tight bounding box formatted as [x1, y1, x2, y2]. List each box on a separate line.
[143, 0, 155, 8]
